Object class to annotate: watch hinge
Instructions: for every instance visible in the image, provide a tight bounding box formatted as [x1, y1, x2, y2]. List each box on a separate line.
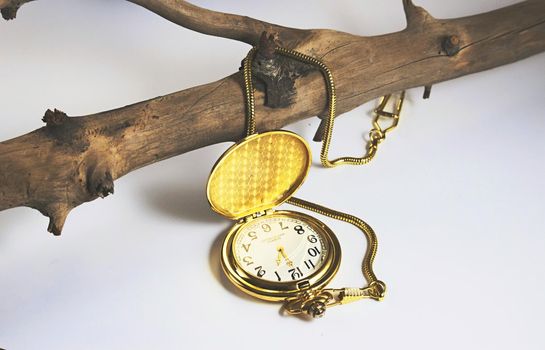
[243, 209, 274, 222]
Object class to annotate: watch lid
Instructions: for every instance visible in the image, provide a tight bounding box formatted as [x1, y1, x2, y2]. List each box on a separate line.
[207, 130, 311, 220]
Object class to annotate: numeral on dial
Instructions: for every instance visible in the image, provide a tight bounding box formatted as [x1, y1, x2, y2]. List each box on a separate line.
[294, 225, 305, 235]
[248, 232, 258, 240]
[304, 259, 315, 270]
[308, 247, 320, 257]
[254, 266, 266, 277]
[307, 234, 318, 243]
[279, 222, 289, 230]
[274, 271, 282, 282]
[242, 243, 251, 252]
[288, 267, 303, 280]
[262, 224, 271, 232]
[243, 256, 254, 266]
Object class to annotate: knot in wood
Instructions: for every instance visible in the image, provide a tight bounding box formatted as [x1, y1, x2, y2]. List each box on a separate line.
[442, 35, 461, 56]
[258, 31, 277, 59]
[251, 32, 314, 108]
[43, 108, 68, 126]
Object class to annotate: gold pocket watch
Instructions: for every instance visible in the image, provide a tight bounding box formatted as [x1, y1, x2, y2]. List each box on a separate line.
[205, 45, 404, 318]
[207, 130, 384, 318]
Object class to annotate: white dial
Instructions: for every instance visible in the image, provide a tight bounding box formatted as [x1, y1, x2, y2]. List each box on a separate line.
[233, 215, 328, 283]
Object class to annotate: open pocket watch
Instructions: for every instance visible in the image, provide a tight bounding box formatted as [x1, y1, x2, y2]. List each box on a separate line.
[206, 130, 385, 318]
[205, 44, 400, 318]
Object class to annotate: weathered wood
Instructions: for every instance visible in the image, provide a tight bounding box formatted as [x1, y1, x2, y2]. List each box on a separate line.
[0, 0, 33, 19]
[0, 0, 544, 234]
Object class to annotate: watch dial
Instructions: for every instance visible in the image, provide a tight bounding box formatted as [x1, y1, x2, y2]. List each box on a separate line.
[233, 215, 328, 283]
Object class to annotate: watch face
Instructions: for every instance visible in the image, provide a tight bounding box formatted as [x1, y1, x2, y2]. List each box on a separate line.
[233, 215, 328, 283]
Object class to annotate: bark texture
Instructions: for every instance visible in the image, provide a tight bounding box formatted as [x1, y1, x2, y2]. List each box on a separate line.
[1, 0, 544, 234]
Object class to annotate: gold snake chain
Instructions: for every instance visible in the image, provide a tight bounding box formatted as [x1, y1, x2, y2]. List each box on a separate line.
[241, 45, 396, 315]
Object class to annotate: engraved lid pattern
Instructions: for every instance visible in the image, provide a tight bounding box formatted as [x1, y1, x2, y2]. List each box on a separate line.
[207, 131, 311, 219]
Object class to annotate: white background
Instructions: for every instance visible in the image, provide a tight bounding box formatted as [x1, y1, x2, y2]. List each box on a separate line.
[1, 1, 544, 349]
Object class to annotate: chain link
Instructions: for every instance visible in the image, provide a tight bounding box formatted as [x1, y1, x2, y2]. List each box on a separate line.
[243, 47, 258, 136]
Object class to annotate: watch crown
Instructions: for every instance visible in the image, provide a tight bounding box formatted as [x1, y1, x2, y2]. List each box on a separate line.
[306, 299, 328, 318]
[285, 289, 334, 319]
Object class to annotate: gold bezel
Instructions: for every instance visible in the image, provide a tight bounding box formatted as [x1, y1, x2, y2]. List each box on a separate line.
[221, 210, 341, 301]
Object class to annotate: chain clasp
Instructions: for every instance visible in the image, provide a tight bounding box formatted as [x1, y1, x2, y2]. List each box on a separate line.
[284, 281, 386, 319]
[369, 91, 405, 146]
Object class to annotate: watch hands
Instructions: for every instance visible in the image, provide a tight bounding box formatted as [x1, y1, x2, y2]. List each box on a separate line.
[276, 246, 294, 267]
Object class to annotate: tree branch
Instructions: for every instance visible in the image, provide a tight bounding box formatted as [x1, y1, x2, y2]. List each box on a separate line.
[1, 1, 544, 234]
[125, 0, 310, 46]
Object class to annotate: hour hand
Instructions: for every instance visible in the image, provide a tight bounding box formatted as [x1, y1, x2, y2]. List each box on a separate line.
[276, 246, 294, 267]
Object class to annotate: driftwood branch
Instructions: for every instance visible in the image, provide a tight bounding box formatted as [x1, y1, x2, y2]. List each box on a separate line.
[127, 0, 309, 46]
[1, 0, 544, 235]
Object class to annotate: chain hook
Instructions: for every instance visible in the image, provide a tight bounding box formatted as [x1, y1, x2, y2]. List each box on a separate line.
[370, 91, 405, 145]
